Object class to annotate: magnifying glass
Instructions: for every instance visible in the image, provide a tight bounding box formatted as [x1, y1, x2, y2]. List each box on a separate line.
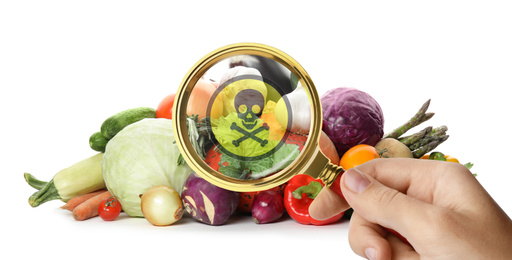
[172, 43, 343, 193]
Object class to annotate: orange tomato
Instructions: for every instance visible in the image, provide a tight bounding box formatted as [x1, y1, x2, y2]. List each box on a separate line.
[445, 156, 460, 163]
[340, 144, 380, 170]
[421, 153, 460, 163]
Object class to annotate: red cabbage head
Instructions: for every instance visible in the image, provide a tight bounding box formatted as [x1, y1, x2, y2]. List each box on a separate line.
[321, 87, 384, 157]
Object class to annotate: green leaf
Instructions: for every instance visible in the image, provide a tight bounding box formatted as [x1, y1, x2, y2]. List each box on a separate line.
[464, 162, 474, 170]
[218, 143, 300, 180]
[211, 110, 301, 180]
[463, 162, 477, 177]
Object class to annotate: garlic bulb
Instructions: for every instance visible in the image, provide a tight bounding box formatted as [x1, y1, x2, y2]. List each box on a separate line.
[274, 82, 311, 135]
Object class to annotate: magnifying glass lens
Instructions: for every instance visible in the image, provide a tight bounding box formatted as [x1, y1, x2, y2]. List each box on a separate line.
[175, 43, 342, 192]
[186, 54, 310, 181]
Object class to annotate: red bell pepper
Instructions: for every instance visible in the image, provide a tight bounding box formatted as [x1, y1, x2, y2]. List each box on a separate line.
[284, 174, 344, 225]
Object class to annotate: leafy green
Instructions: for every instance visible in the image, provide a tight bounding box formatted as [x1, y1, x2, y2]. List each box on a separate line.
[211, 112, 280, 158]
[102, 118, 193, 217]
[219, 143, 300, 179]
[210, 107, 301, 179]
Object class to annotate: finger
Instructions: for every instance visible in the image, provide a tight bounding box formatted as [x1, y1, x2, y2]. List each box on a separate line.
[355, 158, 477, 206]
[310, 158, 444, 221]
[309, 186, 350, 221]
[348, 212, 392, 260]
[341, 167, 435, 239]
[386, 233, 419, 260]
[355, 158, 435, 196]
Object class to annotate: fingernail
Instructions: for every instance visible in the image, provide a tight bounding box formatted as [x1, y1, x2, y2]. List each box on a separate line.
[365, 247, 376, 260]
[344, 168, 370, 194]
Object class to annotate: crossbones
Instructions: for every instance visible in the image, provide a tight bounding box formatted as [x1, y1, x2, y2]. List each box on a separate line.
[230, 122, 269, 147]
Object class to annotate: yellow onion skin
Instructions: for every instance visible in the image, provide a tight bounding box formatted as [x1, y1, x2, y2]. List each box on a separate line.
[140, 185, 183, 226]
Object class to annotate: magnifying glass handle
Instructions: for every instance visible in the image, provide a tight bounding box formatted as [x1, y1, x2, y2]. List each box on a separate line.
[307, 147, 351, 220]
[308, 162, 351, 220]
[318, 162, 344, 189]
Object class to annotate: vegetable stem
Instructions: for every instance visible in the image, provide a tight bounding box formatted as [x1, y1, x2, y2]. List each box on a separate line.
[384, 99, 433, 139]
[292, 181, 323, 199]
[411, 135, 449, 158]
[398, 126, 432, 146]
[408, 135, 437, 151]
[425, 125, 448, 137]
[28, 179, 61, 207]
[24, 173, 48, 190]
[177, 115, 205, 165]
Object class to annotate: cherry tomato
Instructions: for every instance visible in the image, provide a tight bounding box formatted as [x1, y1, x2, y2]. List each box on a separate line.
[156, 93, 176, 119]
[340, 144, 380, 170]
[98, 197, 122, 221]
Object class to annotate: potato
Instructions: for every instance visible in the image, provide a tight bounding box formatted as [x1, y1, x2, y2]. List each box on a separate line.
[375, 138, 413, 158]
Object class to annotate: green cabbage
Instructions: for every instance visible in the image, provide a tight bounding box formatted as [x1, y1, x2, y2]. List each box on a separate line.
[102, 118, 192, 217]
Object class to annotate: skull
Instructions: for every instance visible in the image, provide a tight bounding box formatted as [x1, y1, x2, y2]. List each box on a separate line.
[234, 89, 265, 130]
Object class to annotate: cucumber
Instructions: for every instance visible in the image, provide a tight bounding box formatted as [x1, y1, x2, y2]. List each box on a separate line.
[100, 107, 156, 139]
[89, 131, 109, 152]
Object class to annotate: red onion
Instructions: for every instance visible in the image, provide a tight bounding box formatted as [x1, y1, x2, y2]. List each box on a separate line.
[251, 190, 284, 224]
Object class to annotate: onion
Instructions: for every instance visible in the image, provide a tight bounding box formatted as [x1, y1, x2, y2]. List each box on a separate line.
[275, 82, 311, 135]
[251, 190, 284, 224]
[187, 79, 223, 120]
[140, 185, 183, 226]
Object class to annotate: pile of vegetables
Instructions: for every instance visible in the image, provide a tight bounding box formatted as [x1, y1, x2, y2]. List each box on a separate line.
[24, 55, 474, 227]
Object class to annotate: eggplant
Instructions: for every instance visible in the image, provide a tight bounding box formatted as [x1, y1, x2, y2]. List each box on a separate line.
[181, 173, 239, 225]
[229, 55, 297, 102]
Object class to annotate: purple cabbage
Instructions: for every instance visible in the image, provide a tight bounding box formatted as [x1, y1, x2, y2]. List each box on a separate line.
[321, 87, 384, 157]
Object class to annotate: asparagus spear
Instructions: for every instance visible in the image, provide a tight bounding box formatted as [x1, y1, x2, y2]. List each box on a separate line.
[384, 99, 434, 139]
[425, 125, 448, 138]
[398, 126, 432, 146]
[412, 135, 450, 158]
[386, 100, 452, 158]
[409, 135, 443, 151]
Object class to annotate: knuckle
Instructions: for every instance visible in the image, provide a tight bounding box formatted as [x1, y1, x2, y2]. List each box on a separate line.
[371, 185, 402, 209]
[431, 207, 461, 232]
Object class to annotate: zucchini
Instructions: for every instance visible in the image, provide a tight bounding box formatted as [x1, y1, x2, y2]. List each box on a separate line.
[24, 173, 48, 190]
[27, 153, 105, 207]
[100, 107, 156, 139]
[89, 131, 109, 152]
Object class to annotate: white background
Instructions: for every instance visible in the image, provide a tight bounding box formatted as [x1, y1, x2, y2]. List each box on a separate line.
[2, 1, 511, 259]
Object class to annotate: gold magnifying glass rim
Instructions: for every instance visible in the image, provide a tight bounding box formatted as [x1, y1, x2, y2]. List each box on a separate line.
[172, 42, 323, 192]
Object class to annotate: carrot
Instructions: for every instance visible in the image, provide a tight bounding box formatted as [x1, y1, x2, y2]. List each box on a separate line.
[72, 190, 111, 221]
[61, 189, 107, 211]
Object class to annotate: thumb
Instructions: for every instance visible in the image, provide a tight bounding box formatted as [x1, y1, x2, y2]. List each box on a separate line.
[341, 167, 433, 237]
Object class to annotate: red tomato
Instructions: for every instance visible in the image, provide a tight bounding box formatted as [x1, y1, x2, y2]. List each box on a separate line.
[156, 93, 176, 119]
[98, 197, 122, 221]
